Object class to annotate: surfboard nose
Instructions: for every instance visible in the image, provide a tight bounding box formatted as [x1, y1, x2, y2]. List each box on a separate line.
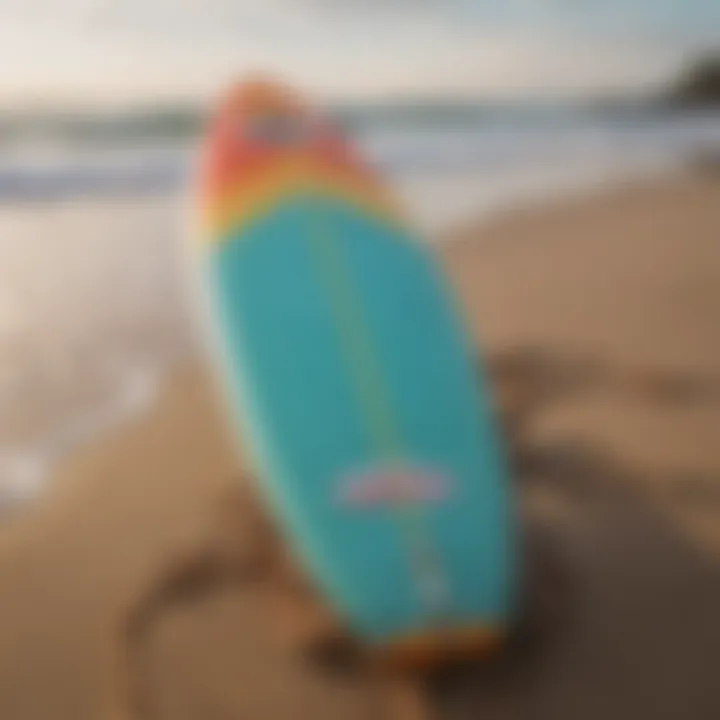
[220, 77, 306, 119]
[198, 77, 401, 243]
[201, 78, 315, 193]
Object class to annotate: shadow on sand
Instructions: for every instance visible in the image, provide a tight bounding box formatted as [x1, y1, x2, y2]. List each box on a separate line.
[115, 346, 720, 720]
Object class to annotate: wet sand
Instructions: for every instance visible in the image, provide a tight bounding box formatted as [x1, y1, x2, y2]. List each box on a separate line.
[0, 173, 718, 719]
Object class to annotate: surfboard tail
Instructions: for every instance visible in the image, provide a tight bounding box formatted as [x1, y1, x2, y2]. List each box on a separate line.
[372, 624, 506, 672]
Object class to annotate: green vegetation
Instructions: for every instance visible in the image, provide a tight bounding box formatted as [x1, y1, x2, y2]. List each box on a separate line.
[667, 54, 720, 107]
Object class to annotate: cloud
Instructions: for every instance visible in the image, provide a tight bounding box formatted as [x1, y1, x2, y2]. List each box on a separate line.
[0, 0, 714, 102]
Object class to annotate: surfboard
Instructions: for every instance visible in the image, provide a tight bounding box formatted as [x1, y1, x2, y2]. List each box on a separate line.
[195, 80, 516, 667]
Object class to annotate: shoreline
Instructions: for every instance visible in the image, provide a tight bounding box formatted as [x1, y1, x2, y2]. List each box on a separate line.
[0, 165, 702, 519]
[1, 167, 717, 516]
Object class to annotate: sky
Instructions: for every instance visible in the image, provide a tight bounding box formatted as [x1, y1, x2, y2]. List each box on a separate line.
[0, 0, 718, 105]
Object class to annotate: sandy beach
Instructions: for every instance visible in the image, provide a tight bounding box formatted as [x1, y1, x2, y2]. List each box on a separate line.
[0, 172, 718, 719]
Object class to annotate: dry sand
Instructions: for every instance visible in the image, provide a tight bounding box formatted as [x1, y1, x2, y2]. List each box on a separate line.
[0, 173, 718, 720]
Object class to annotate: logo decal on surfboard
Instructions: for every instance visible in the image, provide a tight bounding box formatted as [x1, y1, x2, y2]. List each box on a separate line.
[338, 465, 449, 509]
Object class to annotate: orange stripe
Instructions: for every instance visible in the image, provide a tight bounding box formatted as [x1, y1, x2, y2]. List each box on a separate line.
[372, 624, 505, 672]
[201, 156, 406, 243]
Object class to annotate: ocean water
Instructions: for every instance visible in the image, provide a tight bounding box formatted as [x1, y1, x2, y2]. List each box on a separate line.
[0, 105, 718, 512]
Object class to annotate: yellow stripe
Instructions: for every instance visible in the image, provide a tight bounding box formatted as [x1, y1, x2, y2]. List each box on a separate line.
[304, 198, 403, 456]
[302, 189, 453, 621]
[203, 159, 406, 244]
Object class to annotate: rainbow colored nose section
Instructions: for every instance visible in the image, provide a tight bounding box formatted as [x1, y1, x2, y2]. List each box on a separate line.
[199, 79, 402, 242]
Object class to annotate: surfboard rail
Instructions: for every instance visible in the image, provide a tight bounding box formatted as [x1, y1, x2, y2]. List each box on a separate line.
[196, 79, 517, 666]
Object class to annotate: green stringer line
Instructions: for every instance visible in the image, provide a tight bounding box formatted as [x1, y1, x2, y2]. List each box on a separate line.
[302, 193, 453, 622]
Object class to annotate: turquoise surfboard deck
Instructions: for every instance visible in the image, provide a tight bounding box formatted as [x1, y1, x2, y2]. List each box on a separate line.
[198, 82, 516, 653]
